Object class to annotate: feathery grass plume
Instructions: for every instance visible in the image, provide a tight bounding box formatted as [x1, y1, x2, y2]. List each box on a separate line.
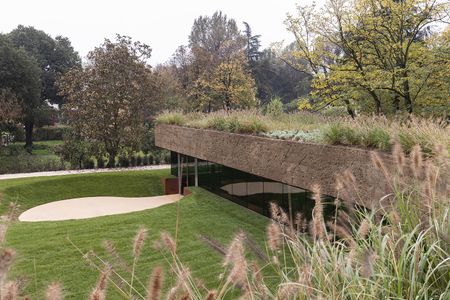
[360, 248, 376, 278]
[392, 142, 405, 175]
[223, 233, 248, 287]
[0, 248, 15, 280]
[0, 224, 7, 245]
[133, 227, 147, 259]
[103, 240, 131, 272]
[6, 202, 18, 223]
[357, 219, 370, 239]
[298, 265, 313, 296]
[276, 283, 299, 299]
[1, 281, 18, 300]
[161, 231, 176, 254]
[370, 151, 391, 184]
[410, 144, 423, 179]
[205, 290, 216, 300]
[433, 144, 447, 165]
[89, 265, 111, 300]
[269, 202, 281, 222]
[45, 282, 63, 300]
[224, 232, 246, 266]
[267, 222, 281, 251]
[341, 169, 359, 209]
[294, 212, 307, 233]
[146, 266, 163, 300]
[326, 221, 356, 248]
[312, 184, 325, 240]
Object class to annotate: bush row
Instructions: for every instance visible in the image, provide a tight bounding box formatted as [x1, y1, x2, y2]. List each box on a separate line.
[81, 151, 171, 169]
[0, 154, 68, 174]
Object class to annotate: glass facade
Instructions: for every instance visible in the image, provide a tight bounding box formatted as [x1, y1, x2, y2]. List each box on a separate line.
[171, 151, 336, 221]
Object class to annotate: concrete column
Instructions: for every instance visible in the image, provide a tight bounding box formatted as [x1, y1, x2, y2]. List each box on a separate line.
[194, 158, 198, 187]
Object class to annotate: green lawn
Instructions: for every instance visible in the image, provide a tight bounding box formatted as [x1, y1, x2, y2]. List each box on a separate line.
[2, 170, 269, 299]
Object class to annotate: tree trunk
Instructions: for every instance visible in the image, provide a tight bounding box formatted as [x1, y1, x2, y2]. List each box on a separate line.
[368, 90, 382, 115]
[392, 93, 400, 114]
[403, 80, 413, 113]
[24, 120, 34, 152]
[343, 99, 355, 119]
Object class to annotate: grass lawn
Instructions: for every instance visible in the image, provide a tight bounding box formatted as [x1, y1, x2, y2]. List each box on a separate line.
[2, 170, 269, 299]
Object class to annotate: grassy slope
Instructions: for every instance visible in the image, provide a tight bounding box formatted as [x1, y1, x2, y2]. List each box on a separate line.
[2, 171, 268, 299]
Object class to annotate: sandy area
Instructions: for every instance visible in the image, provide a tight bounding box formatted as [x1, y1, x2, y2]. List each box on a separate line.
[19, 194, 182, 222]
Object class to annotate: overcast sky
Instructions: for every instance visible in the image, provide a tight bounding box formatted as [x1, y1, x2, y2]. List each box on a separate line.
[0, 0, 322, 65]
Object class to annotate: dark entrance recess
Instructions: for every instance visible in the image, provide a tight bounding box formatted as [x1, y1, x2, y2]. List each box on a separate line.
[170, 151, 336, 221]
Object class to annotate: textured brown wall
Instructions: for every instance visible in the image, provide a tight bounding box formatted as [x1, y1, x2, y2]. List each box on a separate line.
[155, 124, 393, 208]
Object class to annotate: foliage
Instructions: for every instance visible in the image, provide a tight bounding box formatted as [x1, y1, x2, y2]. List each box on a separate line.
[59, 35, 161, 167]
[8, 25, 81, 108]
[8, 25, 80, 147]
[265, 97, 283, 117]
[0, 153, 65, 174]
[169, 11, 257, 111]
[0, 34, 41, 148]
[283, 0, 450, 116]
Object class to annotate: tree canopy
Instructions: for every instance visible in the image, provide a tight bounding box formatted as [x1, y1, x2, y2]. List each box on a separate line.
[59, 35, 160, 167]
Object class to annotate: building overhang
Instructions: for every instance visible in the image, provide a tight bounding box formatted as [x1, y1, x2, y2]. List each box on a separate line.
[155, 124, 393, 208]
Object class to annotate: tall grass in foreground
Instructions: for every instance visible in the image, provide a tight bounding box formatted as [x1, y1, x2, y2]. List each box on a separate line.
[76, 143, 448, 299]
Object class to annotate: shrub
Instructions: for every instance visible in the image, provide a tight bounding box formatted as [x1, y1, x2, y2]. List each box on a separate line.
[148, 154, 154, 165]
[206, 115, 229, 131]
[82, 157, 95, 169]
[265, 97, 283, 117]
[136, 155, 142, 166]
[118, 155, 130, 168]
[0, 154, 66, 174]
[142, 155, 149, 166]
[130, 155, 137, 167]
[363, 127, 391, 150]
[322, 122, 346, 145]
[97, 157, 105, 168]
[155, 111, 186, 126]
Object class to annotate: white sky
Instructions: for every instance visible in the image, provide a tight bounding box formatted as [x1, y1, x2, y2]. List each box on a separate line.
[0, 0, 320, 65]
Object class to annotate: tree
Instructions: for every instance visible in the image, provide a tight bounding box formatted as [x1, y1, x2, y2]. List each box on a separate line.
[9, 26, 81, 107]
[192, 54, 257, 110]
[8, 26, 81, 148]
[253, 48, 311, 105]
[243, 22, 262, 63]
[59, 35, 160, 167]
[0, 35, 41, 147]
[283, 0, 450, 116]
[187, 11, 255, 111]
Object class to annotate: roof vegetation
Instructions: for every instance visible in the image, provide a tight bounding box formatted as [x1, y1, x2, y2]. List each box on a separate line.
[156, 110, 449, 156]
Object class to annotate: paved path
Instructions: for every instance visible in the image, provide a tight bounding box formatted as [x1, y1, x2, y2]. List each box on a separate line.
[19, 194, 182, 222]
[0, 164, 171, 180]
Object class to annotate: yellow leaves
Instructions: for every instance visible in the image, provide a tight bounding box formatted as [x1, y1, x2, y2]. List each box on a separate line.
[297, 98, 313, 111]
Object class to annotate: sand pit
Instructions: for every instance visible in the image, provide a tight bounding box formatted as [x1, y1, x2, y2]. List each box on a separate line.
[19, 194, 182, 222]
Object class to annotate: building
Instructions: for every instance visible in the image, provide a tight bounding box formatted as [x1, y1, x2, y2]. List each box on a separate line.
[155, 124, 392, 220]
